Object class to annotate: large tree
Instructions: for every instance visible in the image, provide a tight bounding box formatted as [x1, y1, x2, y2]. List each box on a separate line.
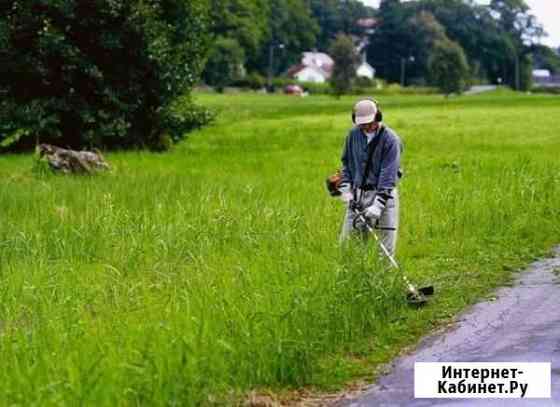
[532, 44, 560, 74]
[309, 0, 375, 51]
[405, 11, 448, 84]
[428, 38, 470, 96]
[206, 0, 269, 72]
[0, 0, 211, 150]
[261, 0, 319, 74]
[489, 0, 543, 90]
[329, 34, 359, 97]
[406, 0, 505, 85]
[420, 0, 542, 89]
[366, 0, 416, 83]
[203, 37, 246, 92]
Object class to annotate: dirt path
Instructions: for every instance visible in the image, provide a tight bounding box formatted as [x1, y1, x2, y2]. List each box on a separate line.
[335, 248, 560, 406]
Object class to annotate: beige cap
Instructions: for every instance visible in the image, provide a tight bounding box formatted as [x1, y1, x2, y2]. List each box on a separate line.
[353, 99, 378, 125]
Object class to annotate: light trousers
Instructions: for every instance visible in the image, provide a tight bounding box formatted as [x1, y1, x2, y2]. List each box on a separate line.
[340, 189, 399, 256]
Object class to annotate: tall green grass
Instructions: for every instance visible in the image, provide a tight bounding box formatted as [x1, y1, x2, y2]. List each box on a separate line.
[0, 92, 559, 405]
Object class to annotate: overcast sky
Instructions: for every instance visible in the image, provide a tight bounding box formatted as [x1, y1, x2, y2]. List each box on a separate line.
[358, 0, 560, 48]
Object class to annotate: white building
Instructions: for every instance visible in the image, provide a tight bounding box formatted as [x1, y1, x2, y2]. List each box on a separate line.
[356, 54, 375, 80]
[533, 69, 551, 78]
[287, 51, 334, 83]
[288, 64, 330, 83]
[287, 50, 375, 83]
[301, 52, 334, 71]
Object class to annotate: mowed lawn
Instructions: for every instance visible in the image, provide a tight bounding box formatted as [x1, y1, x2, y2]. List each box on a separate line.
[1, 92, 559, 405]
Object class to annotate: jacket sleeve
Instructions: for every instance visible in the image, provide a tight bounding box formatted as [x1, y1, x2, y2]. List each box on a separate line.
[377, 136, 401, 193]
[340, 133, 352, 186]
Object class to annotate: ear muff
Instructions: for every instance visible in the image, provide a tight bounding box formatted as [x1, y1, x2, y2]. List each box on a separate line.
[375, 108, 383, 122]
[351, 98, 383, 124]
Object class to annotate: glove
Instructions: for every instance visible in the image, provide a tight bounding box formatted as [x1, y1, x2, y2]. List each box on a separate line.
[363, 195, 387, 221]
[340, 192, 353, 203]
[338, 183, 353, 203]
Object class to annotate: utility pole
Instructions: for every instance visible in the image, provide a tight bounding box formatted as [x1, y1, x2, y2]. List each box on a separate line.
[267, 43, 284, 92]
[515, 53, 520, 91]
[400, 56, 415, 87]
[400, 57, 406, 87]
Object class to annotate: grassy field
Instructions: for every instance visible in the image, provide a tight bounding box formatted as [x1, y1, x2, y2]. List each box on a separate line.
[1, 91, 560, 405]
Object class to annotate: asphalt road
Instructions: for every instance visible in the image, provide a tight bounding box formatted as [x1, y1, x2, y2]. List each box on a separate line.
[338, 249, 560, 407]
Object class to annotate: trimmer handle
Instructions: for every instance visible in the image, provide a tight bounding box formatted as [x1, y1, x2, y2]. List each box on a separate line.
[350, 202, 376, 233]
[349, 200, 364, 214]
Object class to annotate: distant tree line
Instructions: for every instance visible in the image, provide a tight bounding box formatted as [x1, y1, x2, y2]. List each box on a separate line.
[203, 0, 560, 93]
[203, 0, 374, 89]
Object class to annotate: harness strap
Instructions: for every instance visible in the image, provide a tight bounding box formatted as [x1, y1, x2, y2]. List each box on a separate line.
[353, 126, 386, 203]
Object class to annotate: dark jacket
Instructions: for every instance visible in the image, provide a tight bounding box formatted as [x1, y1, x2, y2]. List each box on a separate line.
[340, 125, 403, 193]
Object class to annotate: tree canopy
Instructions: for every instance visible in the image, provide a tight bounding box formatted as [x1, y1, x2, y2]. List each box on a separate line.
[429, 38, 470, 95]
[1, 0, 212, 151]
[329, 34, 359, 97]
[204, 0, 554, 92]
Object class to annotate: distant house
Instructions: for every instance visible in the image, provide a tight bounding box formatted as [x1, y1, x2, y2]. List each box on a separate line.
[533, 69, 551, 78]
[301, 51, 334, 71]
[532, 69, 560, 87]
[287, 63, 331, 83]
[356, 54, 375, 80]
[356, 18, 378, 30]
[287, 52, 334, 83]
[287, 50, 375, 83]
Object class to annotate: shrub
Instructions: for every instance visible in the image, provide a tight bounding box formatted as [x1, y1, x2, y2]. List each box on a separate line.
[329, 34, 359, 97]
[298, 81, 332, 95]
[354, 76, 375, 88]
[203, 37, 246, 92]
[531, 86, 560, 95]
[428, 39, 470, 96]
[232, 72, 266, 90]
[0, 0, 211, 151]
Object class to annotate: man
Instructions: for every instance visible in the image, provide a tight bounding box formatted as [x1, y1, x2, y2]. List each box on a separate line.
[339, 99, 403, 255]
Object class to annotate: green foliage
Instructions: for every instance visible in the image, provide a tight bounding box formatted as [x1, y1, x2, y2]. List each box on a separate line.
[518, 54, 533, 91]
[309, 0, 375, 51]
[366, 0, 542, 90]
[366, 0, 416, 83]
[1, 93, 560, 403]
[531, 86, 560, 95]
[205, 0, 377, 78]
[299, 81, 332, 95]
[207, 0, 269, 73]
[230, 72, 267, 91]
[0, 0, 211, 151]
[329, 34, 359, 97]
[263, 0, 319, 73]
[354, 76, 376, 88]
[406, 11, 447, 82]
[203, 37, 246, 92]
[162, 96, 216, 144]
[418, 0, 504, 83]
[428, 39, 470, 95]
[205, 0, 320, 76]
[532, 44, 560, 74]
[490, 0, 543, 42]
[201, 0, 547, 93]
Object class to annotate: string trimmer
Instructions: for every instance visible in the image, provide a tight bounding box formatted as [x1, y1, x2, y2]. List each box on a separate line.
[350, 202, 434, 306]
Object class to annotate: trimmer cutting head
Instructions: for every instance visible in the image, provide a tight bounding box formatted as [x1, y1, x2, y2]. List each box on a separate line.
[406, 286, 435, 306]
[418, 286, 435, 296]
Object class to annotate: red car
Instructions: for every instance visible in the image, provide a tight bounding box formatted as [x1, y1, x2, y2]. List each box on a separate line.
[283, 84, 304, 96]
